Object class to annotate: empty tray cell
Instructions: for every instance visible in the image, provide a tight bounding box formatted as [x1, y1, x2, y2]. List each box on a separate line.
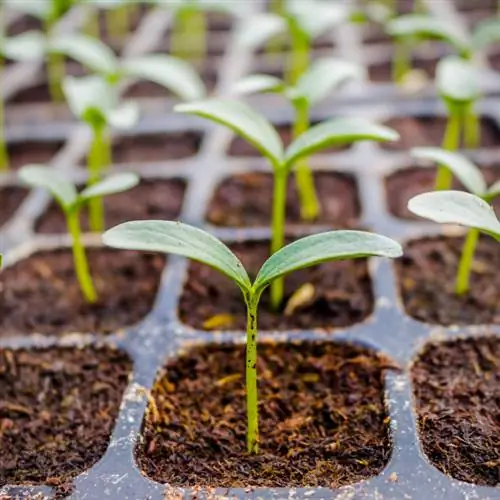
[0, 186, 29, 228]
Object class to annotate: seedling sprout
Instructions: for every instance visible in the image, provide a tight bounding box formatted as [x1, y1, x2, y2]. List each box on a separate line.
[175, 98, 398, 307]
[19, 165, 138, 303]
[103, 220, 402, 454]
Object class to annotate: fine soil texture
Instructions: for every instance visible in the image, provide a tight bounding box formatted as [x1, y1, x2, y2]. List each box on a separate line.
[412, 336, 500, 486]
[397, 236, 500, 325]
[0, 249, 165, 337]
[206, 172, 360, 227]
[7, 140, 64, 170]
[381, 116, 500, 151]
[0, 346, 131, 494]
[179, 240, 373, 331]
[136, 342, 394, 488]
[36, 178, 186, 234]
[0, 187, 28, 228]
[385, 166, 500, 219]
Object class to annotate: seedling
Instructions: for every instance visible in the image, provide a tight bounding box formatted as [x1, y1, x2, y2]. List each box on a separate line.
[233, 58, 363, 220]
[408, 190, 500, 296]
[237, 0, 348, 85]
[175, 99, 398, 307]
[19, 165, 138, 303]
[103, 220, 402, 454]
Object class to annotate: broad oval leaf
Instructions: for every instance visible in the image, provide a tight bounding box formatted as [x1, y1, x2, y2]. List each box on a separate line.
[471, 18, 500, 51]
[254, 230, 402, 291]
[79, 173, 139, 202]
[1, 31, 47, 61]
[232, 74, 285, 96]
[411, 147, 486, 196]
[19, 165, 78, 211]
[175, 99, 284, 166]
[235, 13, 286, 50]
[49, 34, 119, 76]
[436, 56, 478, 104]
[285, 118, 399, 168]
[408, 190, 500, 239]
[121, 55, 206, 102]
[102, 221, 252, 290]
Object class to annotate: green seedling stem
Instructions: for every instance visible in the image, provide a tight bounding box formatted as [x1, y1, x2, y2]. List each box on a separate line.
[44, 10, 65, 102]
[171, 3, 206, 62]
[455, 227, 479, 296]
[106, 4, 130, 42]
[392, 39, 410, 85]
[287, 21, 310, 85]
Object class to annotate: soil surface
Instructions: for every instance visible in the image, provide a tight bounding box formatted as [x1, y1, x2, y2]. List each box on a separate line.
[206, 171, 360, 227]
[6, 15, 42, 36]
[110, 132, 201, 163]
[368, 57, 440, 82]
[0, 346, 131, 494]
[385, 166, 500, 219]
[381, 117, 500, 151]
[0, 249, 165, 337]
[453, 0, 496, 10]
[397, 236, 500, 325]
[179, 240, 373, 331]
[412, 336, 500, 486]
[0, 187, 28, 228]
[137, 342, 394, 487]
[36, 178, 186, 234]
[7, 140, 64, 170]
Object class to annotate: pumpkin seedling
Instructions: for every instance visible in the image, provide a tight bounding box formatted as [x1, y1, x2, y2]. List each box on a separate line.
[175, 98, 399, 307]
[233, 58, 363, 221]
[19, 165, 138, 303]
[103, 220, 402, 454]
[62, 74, 139, 233]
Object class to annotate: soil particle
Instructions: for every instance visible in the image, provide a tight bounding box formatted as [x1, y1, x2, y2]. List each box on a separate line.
[397, 236, 500, 325]
[136, 342, 394, 487]
[0, 249, 165, 337]
[0, 186, 28, 228]
[179, 240, 373, 331]
[412, 336, 500, 486]
[206, 172, 360, 227]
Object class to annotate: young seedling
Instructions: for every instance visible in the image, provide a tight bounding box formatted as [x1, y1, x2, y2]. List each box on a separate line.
[19, 165, 138, 303]
[175, 98, 399, 307]
[237, 0, 348, 85]
[233, 58, 364, 221]
[408, 190, 500, 296]
[103, 220, 402, 454]
[62, 74, 139, 233]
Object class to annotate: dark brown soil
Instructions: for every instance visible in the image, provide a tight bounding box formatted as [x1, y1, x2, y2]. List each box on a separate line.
[6, 15, 42, 36]
[453, 0, 496, 11]
[206, 171, 360, 227]
[0, 186, 28, 228]
[179, 240, 373, 331]
[385, 165, 500, 219]
[490, 53, 500, 71]
[7, 140, 64, 170]
[228, 124, 350, 157]
[110, 132, 201, 163]
[397, 236, 500, 325]
[0, 249, 165, 337]
[381, 116, 500, 151]
[412, 336, 500, 486]
[136, 342, 394, 487]
[368, 56, 440, 82]
[0, 345, 131, 493]
[36, 178, 186, 234]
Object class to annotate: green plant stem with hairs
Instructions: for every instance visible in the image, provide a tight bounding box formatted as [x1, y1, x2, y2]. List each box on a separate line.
[287, 22, 309, 85]
[455, 228, 479, 295]
[171, 4, 206, 62]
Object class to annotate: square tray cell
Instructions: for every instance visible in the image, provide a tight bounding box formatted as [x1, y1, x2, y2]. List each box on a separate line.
[136, 342, 393, 488]
[0, 186, 29, 228]
[179, 239, 374, 331]
[0, 345, 132, 493]
[0, 248, 165, 337]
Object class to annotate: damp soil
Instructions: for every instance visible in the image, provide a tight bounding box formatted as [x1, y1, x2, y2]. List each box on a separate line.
[7, 140, 64, 170]
[385, 165, 500, 219]
[0, 249, 165, 337]
[381, 116, 500, 151]
[412, 336, 500, 486]
[0, 345, 131, 494]
[0, 186, 29, 228]
[206, 171, 360, 227]
[136, 342, 394, 488]
[179, 240, 373, 331]
[397, 236, 500, 325]
[36, 178, 186, 234]
[368, 56, 440, 82]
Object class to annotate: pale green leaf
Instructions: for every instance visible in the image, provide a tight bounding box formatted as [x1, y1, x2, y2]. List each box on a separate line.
[232, 74, 285, 96]
[485, 180, 500, 202]
[436, 56, 479, 104]
[175, 99, 284, 166]
[411, 147, 486, 196]
[235, 13, 286, 50]
[102, 221, 252, 290]
[471, 18, 500, 51]
[1, 31, 47, 61]
[79, 173, 139, 202]
[121, 54, 206, 101]
[254, 230, 402, 291]
[106, 101, 139, 129]
[19, 165, 77, 211]
[408, 190, 500, 238]
[285, 118, 399, 168]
